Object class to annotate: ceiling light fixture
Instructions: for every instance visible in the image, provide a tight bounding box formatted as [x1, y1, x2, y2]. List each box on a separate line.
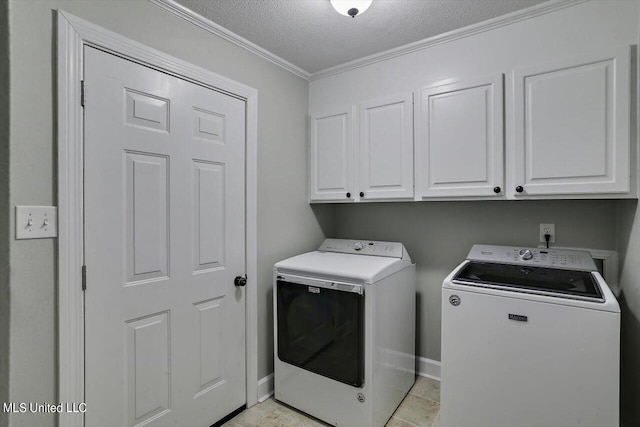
[330, 0, 373, 18]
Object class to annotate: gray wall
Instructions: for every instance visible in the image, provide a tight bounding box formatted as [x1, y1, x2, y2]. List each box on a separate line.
[6, 1, 333, 426]
[0, 0, 10, 426]
[335, 200, 618, 361]
[617, 193, 640, 424]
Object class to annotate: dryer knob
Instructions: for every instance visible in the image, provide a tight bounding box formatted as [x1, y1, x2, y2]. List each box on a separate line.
[353, 242, 363, 251]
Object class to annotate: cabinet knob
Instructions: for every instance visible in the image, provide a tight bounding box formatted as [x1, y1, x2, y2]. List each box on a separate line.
[359, 192, 365, 198]
[515, 186, 524, 193]
[493, 186, 501, 194]
[346, 192, 351, 198]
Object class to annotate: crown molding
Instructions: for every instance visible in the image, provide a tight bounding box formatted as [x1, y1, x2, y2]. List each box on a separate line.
[149, 0, 588, 83]
[309, 0, 588, 81]
[148, 0, 311, 80]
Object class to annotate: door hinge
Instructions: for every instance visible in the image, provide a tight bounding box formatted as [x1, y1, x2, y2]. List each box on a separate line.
[82, 265, 87, 291]
[80, 80, 86, 107]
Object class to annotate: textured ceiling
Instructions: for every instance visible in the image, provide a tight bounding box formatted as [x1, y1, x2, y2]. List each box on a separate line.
[174, 0, 549, 74]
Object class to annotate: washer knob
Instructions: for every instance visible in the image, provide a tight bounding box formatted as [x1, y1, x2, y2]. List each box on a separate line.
[519, 249, 533, 260]
[353, 241, 363, 251]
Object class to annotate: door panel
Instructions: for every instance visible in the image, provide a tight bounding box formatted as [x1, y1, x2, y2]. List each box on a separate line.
[125, 89, 169, 132]
[193, 161, 225, 271]
[513, 46, 630, 196]
[126, 153, 169, 283]
[84, 46, 246, 427]
[194, 297, 225, 395]
[126, 312, 171, 427]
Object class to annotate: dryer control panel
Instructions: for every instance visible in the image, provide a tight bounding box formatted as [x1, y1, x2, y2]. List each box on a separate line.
[319, 238, 408, 260]
[467, 244, 597, 271]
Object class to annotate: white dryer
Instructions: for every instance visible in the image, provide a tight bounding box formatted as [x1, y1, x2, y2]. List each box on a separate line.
[441, 244, 620, 427]
[274, 239, 416, 427]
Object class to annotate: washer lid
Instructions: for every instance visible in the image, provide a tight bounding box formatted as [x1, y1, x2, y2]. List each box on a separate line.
[274, 251, 410, 284]
[453, 261, 604, 302]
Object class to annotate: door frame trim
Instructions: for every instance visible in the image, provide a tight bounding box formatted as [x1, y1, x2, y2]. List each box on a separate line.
[57, 11, 259, 427]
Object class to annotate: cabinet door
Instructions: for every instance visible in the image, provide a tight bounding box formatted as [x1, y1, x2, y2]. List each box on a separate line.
[416, 75, 504, 198]
[512, 46, 630, 196]
[309, 107, 355, 201]
[359, 93, 414, 200]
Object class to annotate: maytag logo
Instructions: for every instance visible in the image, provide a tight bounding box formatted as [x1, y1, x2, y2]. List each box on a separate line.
[308, 286, 320, 294]
[508, 314, 528, 322]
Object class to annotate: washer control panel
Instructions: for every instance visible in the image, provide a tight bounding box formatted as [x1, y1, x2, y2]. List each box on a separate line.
[319, 238, 406, 259]
[467, 244, 597, 271]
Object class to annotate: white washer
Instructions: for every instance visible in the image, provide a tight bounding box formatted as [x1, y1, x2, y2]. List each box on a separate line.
[274, 238, 416, 427]
[441, 244, 620, 427]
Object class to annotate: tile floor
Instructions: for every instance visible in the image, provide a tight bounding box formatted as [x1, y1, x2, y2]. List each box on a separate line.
[223, 376, 441, 427]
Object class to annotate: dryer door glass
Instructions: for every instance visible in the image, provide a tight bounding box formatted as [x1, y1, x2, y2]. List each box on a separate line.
[277, 280, 364, 387]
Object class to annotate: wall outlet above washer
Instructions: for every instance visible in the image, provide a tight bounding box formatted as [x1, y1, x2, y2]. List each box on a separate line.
[539, 223, 555, 243]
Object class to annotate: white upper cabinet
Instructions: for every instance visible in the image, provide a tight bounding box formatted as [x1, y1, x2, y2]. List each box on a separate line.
[309, 2, 636, 203]
[309, 106, 355, 201]
[309, 94, 414, 202]
[512, 46, 631, 197]
[416, 75, 504, 198]
[360, 93, 414, 200]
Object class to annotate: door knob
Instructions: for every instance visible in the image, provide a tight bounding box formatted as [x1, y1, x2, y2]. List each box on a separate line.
[234, 275, 247, 287]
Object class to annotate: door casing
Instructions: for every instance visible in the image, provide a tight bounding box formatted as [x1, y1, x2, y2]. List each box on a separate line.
[56, 11, 259, 427]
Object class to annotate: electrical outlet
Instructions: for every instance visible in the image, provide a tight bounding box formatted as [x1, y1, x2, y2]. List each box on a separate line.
[539, 223, 555, 244]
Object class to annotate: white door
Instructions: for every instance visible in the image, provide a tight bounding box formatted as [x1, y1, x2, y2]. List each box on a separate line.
[83, 46, 246, 427]
[416, 74, 504, 198]
[512, 46, 630, 196]
[359, 93, 414, 200]
[309, 106, 355, 202]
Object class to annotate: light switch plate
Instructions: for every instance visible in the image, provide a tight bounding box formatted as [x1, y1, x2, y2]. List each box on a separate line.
[16, 206, 58, 239]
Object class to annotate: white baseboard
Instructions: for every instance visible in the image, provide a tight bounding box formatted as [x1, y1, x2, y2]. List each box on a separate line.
[418, 357, 441, 381]
[257, 373, 274, 403]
